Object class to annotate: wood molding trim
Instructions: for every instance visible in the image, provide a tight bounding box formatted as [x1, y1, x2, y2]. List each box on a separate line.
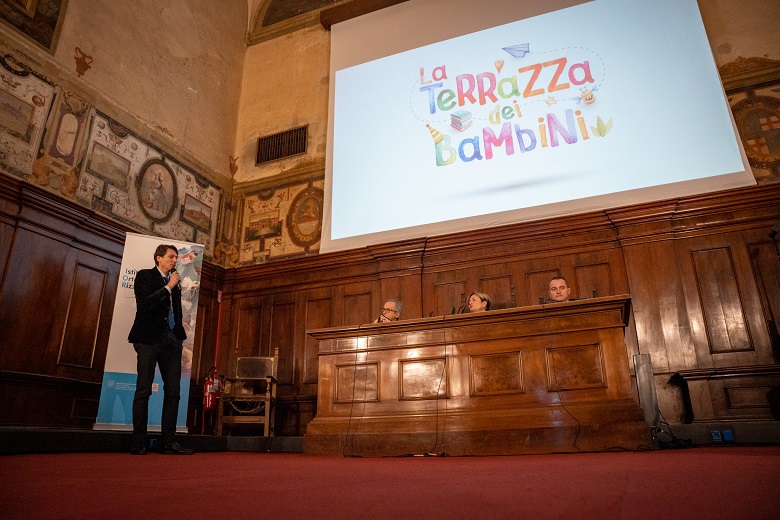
[226, 183, 780, 294]
[674, 365, 780, 381]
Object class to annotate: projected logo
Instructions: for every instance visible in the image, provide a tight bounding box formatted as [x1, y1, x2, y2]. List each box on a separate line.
[415, 43, 612, 166]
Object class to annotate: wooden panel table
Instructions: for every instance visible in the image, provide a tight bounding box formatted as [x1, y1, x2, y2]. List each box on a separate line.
[305, 295, 649, 456]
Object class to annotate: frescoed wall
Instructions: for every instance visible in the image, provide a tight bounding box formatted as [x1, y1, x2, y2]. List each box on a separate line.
[236, 178, 324, 265]
[0, 54, 223, 259]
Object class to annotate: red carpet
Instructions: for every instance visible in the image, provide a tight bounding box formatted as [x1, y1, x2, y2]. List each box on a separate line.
[4, 446, 779, 519]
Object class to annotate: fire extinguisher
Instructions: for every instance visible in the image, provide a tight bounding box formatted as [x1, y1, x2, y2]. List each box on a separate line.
[202, 367, 220, 434]
[203, 373, 219, 411]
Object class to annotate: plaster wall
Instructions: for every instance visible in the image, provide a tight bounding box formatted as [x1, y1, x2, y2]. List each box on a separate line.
[697, 0, 780, 65]
[1, 0, 247, 182]
[234, 24, 330, 183]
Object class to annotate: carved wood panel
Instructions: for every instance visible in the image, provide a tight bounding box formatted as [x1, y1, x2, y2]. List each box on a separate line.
[691, 247, 752, 354]
[470, 351, 524, 396]
[304, 296, 331, 384]
[574, 263, 613, 300]
[335, 362, 379, 403]
[343, 290, 371, 326]
[479, 274, 513, 309]
[270, 301, 296, 385]
[748, 242, 780, 361]
[546, 344, 606, 391]
[57, 263, 107, 368]
[623, 241, 693, 372]
[434, 280, 466, 315]
[399, 357, 447, 400]
[526, 269, 558, 304]
[234, 300, 264, 362]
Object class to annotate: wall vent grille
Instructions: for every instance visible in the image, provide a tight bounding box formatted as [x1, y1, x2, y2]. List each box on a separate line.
[256, 125, 308, 164]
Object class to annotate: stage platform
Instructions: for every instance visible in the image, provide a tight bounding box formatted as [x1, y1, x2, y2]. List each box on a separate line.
[0, 428, 303, 455]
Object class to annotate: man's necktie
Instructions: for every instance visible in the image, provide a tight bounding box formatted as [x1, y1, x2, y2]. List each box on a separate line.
[165, 276, 174, 329]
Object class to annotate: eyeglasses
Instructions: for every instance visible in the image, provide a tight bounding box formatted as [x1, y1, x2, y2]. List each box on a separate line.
[381, 307, 398, 313]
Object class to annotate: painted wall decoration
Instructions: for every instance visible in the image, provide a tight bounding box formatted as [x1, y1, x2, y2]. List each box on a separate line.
[78, 112, 222, 257]
[0, 0, 67, 53]
[181, 193, 212, 233]
[136, 158, 178, 222]
[0, 53, 223, 260]
[48, 91, 90, 166]
[0, 55, 54, 181]
[287, 185, 323, 249]
[86, 141, 130, 189]
[237, 179, 324, 265]
[213, 192, 241, 267]
[728, 80, 780, 183]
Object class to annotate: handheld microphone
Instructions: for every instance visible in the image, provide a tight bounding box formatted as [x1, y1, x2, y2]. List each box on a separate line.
[170, 268, 181, 289]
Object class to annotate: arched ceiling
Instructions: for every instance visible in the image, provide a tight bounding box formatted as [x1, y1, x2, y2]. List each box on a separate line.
[261, 0, 341, 27]
[246, 0, 408, 44]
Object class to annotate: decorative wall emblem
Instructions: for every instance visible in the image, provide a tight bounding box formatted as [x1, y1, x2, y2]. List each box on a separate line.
[74, 47, 93, 77]
[732, 96, 780, 169]
[286, 186, 323, 248]
[136, 158, 177, 222]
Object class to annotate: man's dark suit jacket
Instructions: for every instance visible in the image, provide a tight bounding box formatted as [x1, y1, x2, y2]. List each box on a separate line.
[128, 267, 187, 345]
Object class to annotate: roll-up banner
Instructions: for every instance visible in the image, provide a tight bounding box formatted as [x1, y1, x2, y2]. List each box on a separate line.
[95, 232, 203, 432]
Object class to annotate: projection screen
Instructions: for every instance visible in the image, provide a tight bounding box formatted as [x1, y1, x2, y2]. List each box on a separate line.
[322, 0, 754, 253]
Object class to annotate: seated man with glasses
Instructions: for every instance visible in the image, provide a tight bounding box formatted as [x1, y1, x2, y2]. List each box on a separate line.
[373, 299, 402, 323]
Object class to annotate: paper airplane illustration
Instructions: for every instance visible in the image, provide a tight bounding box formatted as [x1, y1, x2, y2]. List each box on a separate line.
[502, 43, 530, 58]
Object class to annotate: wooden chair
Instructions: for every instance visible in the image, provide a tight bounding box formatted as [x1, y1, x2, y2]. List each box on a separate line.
[217, 348, 278, 437]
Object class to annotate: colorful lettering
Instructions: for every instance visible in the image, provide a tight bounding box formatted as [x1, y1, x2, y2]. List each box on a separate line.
[483, 123, 515, 160]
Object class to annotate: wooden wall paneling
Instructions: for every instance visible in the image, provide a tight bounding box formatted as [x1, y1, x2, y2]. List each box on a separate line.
[377, 272, 422, 320]
[52, 249, 118, 379]
[622, 241, 696, 374]
[232, 297, 266, 368]
[680, 233, 773, 369]
[0, 184, 18, 288]
[0, 372, 101, 427]
[186, 261, 225, 420]
[340, 283, 374, 326]
[0, 180, 127, 427]
[574, 263, 613, 300]
[748, 241, 780, 362]
[432, 279, 466, 316]
[597, 247, 639, 360]
[570, 249, 622, 299]
[377, 275, 402, 313]
[368, 238, 426, 320]
[690, 247, 753, 355]
[718, 377, 777, 420]
[476, 263, 514, 309]
[192, 298, 212, 379]
[0, 228, 71, 373]
[303, 291, 332, 386]
[525, 269, 559, 305]
[269, 299, 296, 385]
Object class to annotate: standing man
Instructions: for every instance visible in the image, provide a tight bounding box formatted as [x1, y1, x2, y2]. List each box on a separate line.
[548, 276, 572, 303]
[374, 299, 402, 323]
[128, 244, 193, 455]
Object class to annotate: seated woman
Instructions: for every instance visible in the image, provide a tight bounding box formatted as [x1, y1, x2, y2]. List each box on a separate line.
[467, 291, 491, 313]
